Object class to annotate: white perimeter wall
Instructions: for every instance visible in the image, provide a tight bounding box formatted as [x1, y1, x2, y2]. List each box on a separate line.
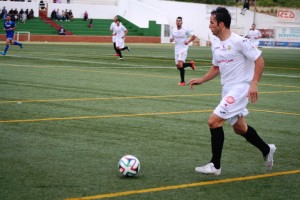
[1, 0, 299, 44]
[139, 0, 299, 44]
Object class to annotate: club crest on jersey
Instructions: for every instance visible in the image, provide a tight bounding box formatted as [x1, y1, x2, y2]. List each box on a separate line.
[225, 96, 235, 104]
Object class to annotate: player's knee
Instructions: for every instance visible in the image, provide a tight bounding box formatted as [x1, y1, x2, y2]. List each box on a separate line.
[176, 64, 182, 69]
[208, 118, 219, 129]
[233, 124, 247, 135]
[208, 113, 225, 129]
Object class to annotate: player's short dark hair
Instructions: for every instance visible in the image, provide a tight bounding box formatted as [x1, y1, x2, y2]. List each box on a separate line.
[211, 7, 231, 28]
[177, 16, 182, 20]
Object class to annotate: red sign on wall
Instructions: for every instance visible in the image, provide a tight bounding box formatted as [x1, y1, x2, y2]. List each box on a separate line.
[277, 9, 296, 22]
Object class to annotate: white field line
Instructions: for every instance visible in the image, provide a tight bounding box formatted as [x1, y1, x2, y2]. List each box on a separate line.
[3, 54, 300, 79]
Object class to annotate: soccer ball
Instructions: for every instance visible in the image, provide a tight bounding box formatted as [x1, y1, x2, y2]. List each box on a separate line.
[118, 155, 140, 176]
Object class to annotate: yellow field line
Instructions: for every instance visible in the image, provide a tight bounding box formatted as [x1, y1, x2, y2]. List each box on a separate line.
[250, 109, 300, 116]
[0, 94, 220, 104]
[0, 110, 213, 123]
[0, 91, 299, 104]
[1, 108, 299, 123]
[65, 169, 300, 200]
[260, 84, 300, 89]
[265, 66, 300, 70]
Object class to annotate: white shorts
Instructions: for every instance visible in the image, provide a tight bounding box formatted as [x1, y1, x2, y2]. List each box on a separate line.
[115, 37, 125, 49]
[112, 35, 116, 43]
[175, 48, 188, 64]
[213, 83, 250, 126]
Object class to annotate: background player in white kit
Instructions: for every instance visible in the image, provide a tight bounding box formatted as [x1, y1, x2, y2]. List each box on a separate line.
[109, 16, 119, 56]
[170, 16, 196, 86]
[246, 23, 262, 48]
[114, 19, 130, 60]
[188, 7, 276, 175]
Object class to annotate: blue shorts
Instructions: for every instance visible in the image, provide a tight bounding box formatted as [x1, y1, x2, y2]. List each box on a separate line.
[6, 32, 14, 40]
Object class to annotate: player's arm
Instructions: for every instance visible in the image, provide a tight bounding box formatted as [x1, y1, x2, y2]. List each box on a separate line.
[187, 66, 220, 89]
[255, 31, 262, 39]
[6, 25, 16, 31]
[170, 31, 174, 42]
[109, 23, 114, 31]
[184, 34, 196, 45]
[249, 55, 264, 103]
[122, 29, 128, 38]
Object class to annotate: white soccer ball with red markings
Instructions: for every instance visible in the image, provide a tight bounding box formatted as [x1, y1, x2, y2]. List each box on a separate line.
[118, 155, 140, 176]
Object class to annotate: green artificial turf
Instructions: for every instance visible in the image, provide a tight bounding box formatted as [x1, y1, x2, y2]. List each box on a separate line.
[0, 43, 299, 200]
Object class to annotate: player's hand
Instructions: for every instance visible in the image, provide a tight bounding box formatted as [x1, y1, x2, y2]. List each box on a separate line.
[248, 82, 258, 103]
[187, 78, 201, 90]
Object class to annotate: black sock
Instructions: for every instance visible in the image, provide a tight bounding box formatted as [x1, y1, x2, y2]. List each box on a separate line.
[117, 49, 122, 58]
[113, 43, 118, 54]
[179, 68, 185, 82]
[210, 127, 224, 169]
[121, 46, 128, 51]
[241, 125, 270, 157]
[183, 63, 191, 68]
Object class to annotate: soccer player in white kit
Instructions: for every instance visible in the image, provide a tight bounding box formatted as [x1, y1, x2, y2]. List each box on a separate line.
[170, 17, 196, 86]
[109, 16, 119, 56]
[246, 23, 262, 48]
[188, 7, 276, 175]
[114, 19, 130, 60]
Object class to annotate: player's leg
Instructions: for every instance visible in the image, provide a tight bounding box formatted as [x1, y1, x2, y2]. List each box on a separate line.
[116, 47, 122, 59]
[179, 49, 194, 70]
[183, 60, 195, 70]
[233, 117, 276, 168]
[176, 60, 185, 85]
[229, 83, 276, 169]
[177, 50, 187, 85]
[196, 84, 248, 175]
[113, 42, 119, 56]
[12, 39, 23, 49]
[115, 38, 124, 60]
[195, 113, 225, 175]
[121, 46, 130, 52]
[1, 38, 11, 55]
[208, 113, 226, 169]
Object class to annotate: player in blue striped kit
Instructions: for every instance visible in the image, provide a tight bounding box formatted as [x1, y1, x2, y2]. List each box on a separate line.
[1, 15, 23, 56]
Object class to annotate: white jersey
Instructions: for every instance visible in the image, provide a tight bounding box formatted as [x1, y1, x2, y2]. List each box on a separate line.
[211, 32, 261, 86]
[114, 24, 127, 48]
[114, 24, 127, 39]
[110, 21, 122, 42]
[247, 29, 261, 47]
[170, 26, 194, 53]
